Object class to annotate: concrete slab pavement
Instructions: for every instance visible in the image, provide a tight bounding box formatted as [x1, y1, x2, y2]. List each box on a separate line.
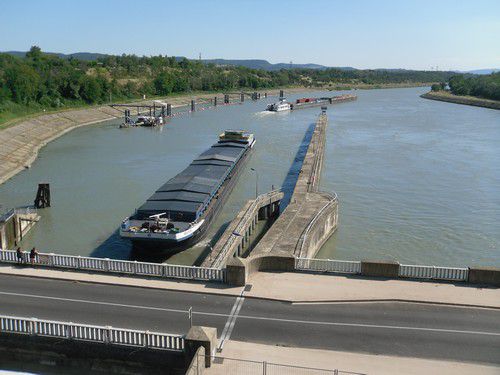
[206, 340, 500, 375]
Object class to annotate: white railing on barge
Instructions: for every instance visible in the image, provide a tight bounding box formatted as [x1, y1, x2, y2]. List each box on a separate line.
[0, 314, 184, 351]
[0, 250, 225, 282]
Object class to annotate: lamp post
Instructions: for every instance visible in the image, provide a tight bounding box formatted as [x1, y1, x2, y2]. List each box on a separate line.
[250, 168, 258, 199]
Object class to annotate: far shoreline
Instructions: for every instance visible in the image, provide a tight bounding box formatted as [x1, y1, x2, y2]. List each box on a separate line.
[421, 91, 500, 110]
[0, 84, 428, 187]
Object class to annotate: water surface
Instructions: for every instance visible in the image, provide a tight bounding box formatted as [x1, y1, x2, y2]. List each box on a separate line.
[1, 87, 498, 267]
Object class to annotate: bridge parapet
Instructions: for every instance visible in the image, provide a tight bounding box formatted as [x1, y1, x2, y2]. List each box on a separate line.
[0, 249, 225, 283]
[0, 314, 184, 351]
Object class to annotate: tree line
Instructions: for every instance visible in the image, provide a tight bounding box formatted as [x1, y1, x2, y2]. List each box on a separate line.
[447, 73, 500, 101]
[1, 46, 459, 114]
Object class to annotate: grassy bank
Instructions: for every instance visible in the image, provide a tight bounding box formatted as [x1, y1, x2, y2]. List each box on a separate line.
[0, 83, 431, 130]
[421, 91, 500, 110]
[0, 86, 314, 130]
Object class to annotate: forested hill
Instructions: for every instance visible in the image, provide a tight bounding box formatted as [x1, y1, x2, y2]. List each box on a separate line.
[0, 46, 456, 122]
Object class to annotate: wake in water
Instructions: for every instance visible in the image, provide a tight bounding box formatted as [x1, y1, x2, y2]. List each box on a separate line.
[254, 110, 274, 116]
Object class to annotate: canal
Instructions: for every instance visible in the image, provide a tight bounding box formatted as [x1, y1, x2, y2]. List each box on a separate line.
[0, 87, 498, 267]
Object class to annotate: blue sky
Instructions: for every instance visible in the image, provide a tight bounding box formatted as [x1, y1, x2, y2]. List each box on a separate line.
[0, 0, 499, 70]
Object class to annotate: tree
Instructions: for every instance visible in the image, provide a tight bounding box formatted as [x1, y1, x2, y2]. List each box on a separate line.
[153, 72, 174, 95]
[79, 76, 102, 103]
[4, 64, 40, 104]
[26, 46, 42, 61]
[431, 83, 442, 91]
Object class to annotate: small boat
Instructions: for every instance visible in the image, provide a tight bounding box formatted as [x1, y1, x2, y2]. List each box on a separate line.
[136, 116, 163, 127]
[266, 99, 291, 112]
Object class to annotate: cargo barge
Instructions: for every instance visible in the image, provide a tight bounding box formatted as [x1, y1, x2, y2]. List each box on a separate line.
[120, 130, 255, 252]
[266, 94, 356, 112]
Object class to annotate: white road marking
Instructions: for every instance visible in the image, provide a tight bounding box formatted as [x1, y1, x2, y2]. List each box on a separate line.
[217, 290, 246, 351]
[1, 291, 498, 337]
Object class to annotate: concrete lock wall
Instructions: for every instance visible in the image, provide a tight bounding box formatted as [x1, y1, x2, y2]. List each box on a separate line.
[185, 346, 206, 375]
[468, 267, 500, 286]
[226, 253, 296, 286]
[0, 333, 185, 375]
[185, 326, 217, 369]
[300, 198, 338, 259]
[361, 260, 400, 278]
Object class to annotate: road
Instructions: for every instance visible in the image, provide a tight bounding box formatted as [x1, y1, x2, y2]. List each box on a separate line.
[0, 275, 499, 365]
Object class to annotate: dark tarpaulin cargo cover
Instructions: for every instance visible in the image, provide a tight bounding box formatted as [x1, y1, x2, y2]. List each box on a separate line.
[137, 142, 248, 220]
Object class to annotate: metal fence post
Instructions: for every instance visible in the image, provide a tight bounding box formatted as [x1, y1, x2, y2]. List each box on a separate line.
[263, 361, 267, 375]
[49, 253, 55, 267]
[188, 307, 193, 328]
[105, 326, 112, 344]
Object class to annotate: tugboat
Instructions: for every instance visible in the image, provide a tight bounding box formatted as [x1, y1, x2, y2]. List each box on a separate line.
[266, 98, 291, 112]
[120, 130, 255, 252]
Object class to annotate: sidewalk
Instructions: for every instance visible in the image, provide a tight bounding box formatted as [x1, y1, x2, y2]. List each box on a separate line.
[206, 340, 499, 375]
[1, 265, 498, 308]
[244, 271, 500, 308]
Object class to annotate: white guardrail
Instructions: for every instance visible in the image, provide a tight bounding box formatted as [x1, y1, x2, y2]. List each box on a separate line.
[399, 264, 468, 281]
[0, 250, 225, 282]
[295, 258, 361, 274]
[0, 314, 184, 351]
[296, 258, 469, 282]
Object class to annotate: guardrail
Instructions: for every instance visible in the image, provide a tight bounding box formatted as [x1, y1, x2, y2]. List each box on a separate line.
[296, 257, 470, 282]
[399, 264, 468, 281]
[0, 250, 225, 282]
[296, 191, 338, 257]
[0, 314, 184, 351]
[296, 257, 361, 274]
[211, 189, 283, 269]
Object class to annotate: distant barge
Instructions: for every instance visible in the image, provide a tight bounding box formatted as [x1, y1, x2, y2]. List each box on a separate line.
[120, 130, 255, 252]
[266, 94, 357, 112]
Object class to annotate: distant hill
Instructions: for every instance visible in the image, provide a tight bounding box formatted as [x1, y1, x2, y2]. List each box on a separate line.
[466, 69, 499, 75]
[3, 51, 496, 74]
[2, 51, 355, 71]
[3, 51, 109, 61]
[200, 58, 356, 71]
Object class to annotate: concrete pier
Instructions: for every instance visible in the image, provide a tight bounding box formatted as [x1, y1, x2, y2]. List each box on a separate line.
[201, 190, 283, 268]
[251, 113, 338, 259]
[0, 208, 40, 250]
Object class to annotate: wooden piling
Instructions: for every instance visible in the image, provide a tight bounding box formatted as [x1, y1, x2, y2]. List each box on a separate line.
[34, 183, 50, 208]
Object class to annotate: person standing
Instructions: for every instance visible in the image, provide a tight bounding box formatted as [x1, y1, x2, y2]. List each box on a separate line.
[29, 247, 38, 265]
[16, 247, 24, 264]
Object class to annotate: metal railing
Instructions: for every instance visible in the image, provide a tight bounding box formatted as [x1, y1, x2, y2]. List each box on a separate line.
[295, 258, 361, 274]
[211, 189, 283, 269]
[296, 191, 338, 257]
[296, 257, 469, 282]
[200, 354, 365, 375]
[0, 314, 184, 351]
[399, 264, 468, 281]
[0, 250, 225, 282]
